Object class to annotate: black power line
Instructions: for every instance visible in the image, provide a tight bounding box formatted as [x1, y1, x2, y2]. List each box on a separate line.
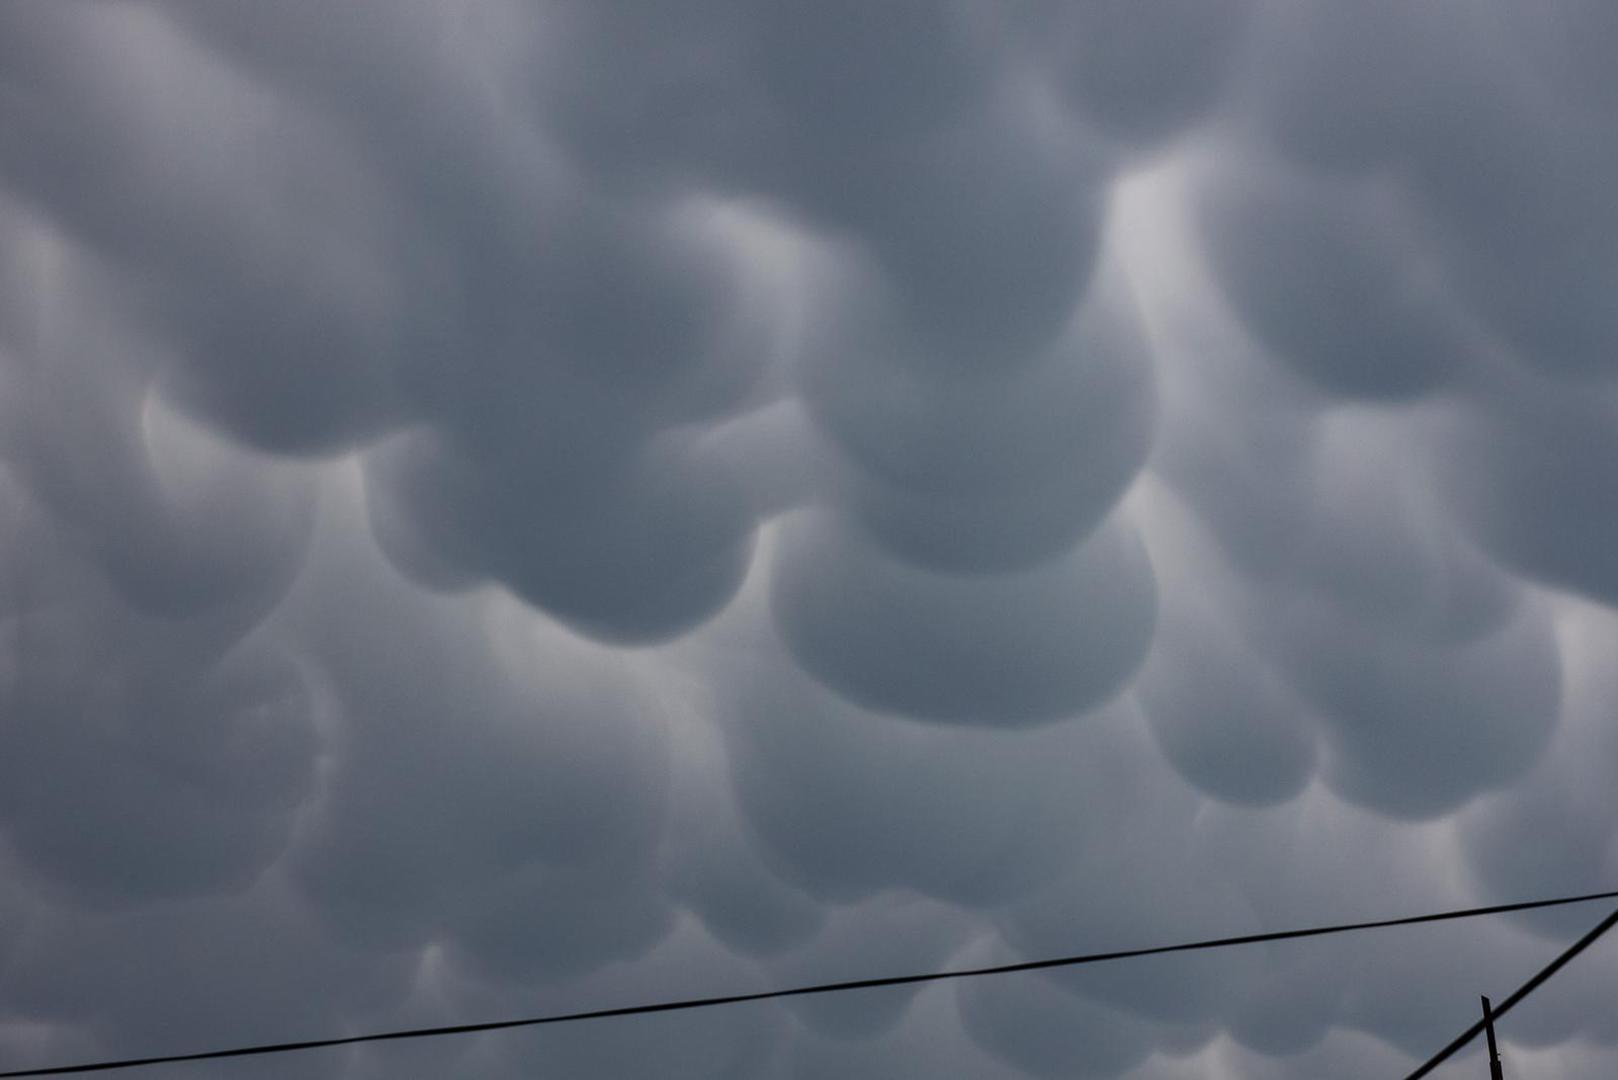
[1402, 900, 1618, 1080]
[3, 889, 1616, 1077]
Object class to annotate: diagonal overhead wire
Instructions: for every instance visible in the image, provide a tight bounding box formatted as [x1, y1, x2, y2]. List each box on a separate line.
[2, 889, 1617, 1077]
[1401, 900, 1618, 1080]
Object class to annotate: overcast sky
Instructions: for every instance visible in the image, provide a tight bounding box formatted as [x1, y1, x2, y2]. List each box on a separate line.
[3, 1, 1618, 1077]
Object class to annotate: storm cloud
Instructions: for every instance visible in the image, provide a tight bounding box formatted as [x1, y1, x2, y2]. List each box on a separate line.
[4, 1, 1618, 1077]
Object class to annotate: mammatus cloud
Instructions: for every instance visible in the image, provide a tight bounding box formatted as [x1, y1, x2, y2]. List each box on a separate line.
[3, 1, 1618, 1077]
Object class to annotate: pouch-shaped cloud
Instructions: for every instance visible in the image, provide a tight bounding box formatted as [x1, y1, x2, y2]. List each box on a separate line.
[799, 257, 1156, 573]
[364, 427, 759, 643]
[1135, 497, 1319, 807]
[1433, 377, 1618, 606]
[1038, 0, 1254, 147]
[1193, 156, 1473, 399]
[771, 511, 1155, 725]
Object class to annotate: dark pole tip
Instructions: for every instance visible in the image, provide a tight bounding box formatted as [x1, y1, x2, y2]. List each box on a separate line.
[1481, 995, 1504, 1079]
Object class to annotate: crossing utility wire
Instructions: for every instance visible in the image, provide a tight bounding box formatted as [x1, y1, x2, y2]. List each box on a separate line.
[1401, 899, 1618, 1080]
[3, 888, 1617, 1077]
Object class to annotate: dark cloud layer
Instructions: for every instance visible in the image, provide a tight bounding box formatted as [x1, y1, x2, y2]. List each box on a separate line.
[4, 2, 1618, 1078]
